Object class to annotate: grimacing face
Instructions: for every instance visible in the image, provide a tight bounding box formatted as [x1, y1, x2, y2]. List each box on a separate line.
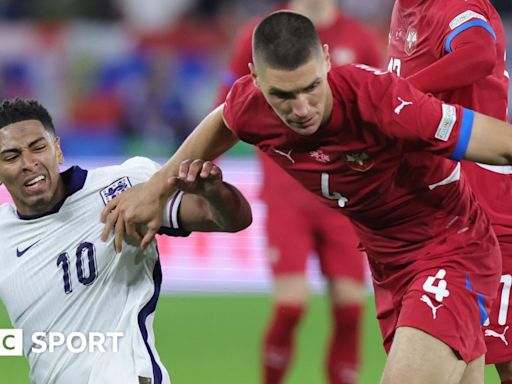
[250, 44, 333, 136]
[0, 119, 65, 216]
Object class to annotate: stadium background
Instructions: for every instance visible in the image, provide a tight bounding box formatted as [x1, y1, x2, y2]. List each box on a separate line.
[0, 0, 510, 382]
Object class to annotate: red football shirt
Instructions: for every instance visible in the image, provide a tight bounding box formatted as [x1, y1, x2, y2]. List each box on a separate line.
[224, 65, 485, 265]
[217, 5, 382, 205]
[387, 0, 512, 257]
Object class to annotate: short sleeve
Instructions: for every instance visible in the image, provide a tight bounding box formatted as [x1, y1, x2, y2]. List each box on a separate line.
[120, 156, 161, 185]
[354, 68, 473, 159]
[222, 75, 255, 138]
[120, 157, 190, 237]
[444, 7, 496, 53]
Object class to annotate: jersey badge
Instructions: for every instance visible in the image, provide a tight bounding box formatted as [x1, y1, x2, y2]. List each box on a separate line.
[405, 26, 418, 56]
[435, 104, 457, 141]
[344, 152, 374, 172]
[100, 176, 132, 205]
[310, 149, 331, 163]
[449, 10, 487, 30]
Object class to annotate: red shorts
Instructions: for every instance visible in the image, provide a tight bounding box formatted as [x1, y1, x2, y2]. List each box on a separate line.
[484, 240, 512, 364]
[265, 197, 365, 282]
[371, 234, 501, 363]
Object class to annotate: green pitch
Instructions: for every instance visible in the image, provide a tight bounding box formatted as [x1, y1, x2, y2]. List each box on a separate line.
[0, 295, 500, 383]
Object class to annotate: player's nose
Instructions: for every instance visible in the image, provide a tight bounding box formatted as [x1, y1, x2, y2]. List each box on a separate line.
[21, 151, 39, 170]
[290, 95, 310, 118]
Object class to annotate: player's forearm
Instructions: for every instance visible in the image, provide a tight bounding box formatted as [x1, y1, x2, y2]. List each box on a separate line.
[150, 106, 239, 194]
[464, 112, 512, 165]
[180, 182, 252, 232]
[202, 182, 252, 232]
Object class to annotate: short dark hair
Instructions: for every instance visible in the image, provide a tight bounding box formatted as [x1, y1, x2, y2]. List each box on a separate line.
[0, 98, 55, 135]
[252, 11, 322, 70]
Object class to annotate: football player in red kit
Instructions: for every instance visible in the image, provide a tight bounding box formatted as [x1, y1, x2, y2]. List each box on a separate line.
[216, 1, 382, 383]
[387, 1, 512, 381]
[102, 11, 512, 383]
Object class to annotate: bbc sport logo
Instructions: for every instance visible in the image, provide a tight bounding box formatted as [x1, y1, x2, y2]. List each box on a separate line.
[0, 329, 123, 356]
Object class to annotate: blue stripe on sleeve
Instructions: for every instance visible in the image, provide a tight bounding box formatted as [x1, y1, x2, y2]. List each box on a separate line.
[445, 20, 496, 53]
[451, 108, 475, 161]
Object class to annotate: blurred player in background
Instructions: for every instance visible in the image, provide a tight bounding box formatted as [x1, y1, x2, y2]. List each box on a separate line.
[101, 11, 512, 382]
[0, 98, 252, 384]
[386, 1, 512, 382]
[216, 1, 382, 382]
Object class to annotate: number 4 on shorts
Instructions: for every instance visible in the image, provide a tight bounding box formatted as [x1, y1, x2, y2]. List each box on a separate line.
[423, 269, 450, 302]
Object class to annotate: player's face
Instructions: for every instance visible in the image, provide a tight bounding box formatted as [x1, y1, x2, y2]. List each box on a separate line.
[251, 45, 333, 136]
[0, 119, 65, 216]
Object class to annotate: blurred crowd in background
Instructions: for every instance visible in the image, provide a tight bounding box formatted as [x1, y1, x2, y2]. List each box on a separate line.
[0, 0, 510, 158]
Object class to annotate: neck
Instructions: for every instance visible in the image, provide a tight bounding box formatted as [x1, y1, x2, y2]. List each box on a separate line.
[289, 0, 338, 27]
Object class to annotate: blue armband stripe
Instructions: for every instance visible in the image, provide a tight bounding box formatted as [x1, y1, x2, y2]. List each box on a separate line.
[445, 20, 496, 53]
[451, 108, 475, 161]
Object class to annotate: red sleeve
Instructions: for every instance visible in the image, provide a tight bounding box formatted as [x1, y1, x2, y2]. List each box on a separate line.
[222, 76, 248, 137]
[407, 19, 497, 93]
[214, 22, 256, 106]
[351, 67, 472, 159]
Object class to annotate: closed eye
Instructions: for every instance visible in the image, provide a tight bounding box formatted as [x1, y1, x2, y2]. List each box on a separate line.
[3, 153, 19, 162]
[304, 82, 319, 93]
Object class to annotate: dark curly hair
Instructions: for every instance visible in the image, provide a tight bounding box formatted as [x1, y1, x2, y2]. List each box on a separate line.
[0, 98, 55, 135]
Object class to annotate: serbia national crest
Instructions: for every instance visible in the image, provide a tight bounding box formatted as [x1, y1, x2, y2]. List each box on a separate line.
[405, 26, 418, 56]
[344, 152, 374, 172]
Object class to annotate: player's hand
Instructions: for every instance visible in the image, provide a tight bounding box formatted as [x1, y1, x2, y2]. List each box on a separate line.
[169, 159, 223, 197]
[100, 175, 172, 252]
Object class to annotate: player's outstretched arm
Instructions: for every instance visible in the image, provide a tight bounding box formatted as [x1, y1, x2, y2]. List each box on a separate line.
[463, 112, 512, 165]
[170, 159, 252, 232]
[100, 105, 239, 252]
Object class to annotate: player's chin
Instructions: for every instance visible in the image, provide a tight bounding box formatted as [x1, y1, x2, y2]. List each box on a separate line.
[290, 124, 320, 136]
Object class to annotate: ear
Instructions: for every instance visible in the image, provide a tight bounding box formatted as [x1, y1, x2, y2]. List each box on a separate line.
[322, 44, 332, 72]
[248, 62, 260, 88]
[54, 136, 64, 165]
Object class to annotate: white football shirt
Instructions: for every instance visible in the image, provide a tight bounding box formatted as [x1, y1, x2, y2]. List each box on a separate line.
[0, 157, 187, 384]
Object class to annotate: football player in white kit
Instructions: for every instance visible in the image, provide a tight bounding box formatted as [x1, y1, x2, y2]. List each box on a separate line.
[0, 98, 252, 384]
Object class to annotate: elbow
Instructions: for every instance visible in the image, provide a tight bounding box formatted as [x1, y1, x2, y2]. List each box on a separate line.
[225, 206, 253, 232]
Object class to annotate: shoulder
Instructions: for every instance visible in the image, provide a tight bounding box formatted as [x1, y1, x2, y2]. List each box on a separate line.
[0, 203, 15, 221]
[224, 75, 266, 123]
[329, 65, 394, 97]
[439, 0, 494, 28]
[89, 157, 160, 189]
